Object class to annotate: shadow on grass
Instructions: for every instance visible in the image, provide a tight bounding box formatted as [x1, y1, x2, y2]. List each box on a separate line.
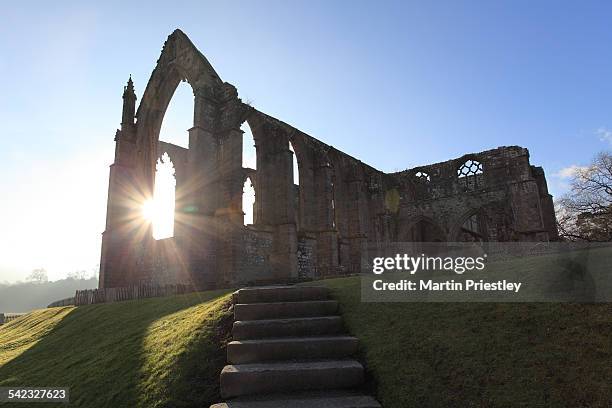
[324, 277, 612, 408]
[0, 290, 232, 408]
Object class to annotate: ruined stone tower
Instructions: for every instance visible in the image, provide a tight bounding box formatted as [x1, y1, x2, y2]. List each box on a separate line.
[99, 30, 558, 289]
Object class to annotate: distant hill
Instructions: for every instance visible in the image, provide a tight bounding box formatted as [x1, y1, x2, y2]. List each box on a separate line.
[0, 278, 98, 313]
[1, 275, 611, 407]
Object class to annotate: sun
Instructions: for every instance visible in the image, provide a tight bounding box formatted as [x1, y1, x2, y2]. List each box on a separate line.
[142, 199, 156, 222]
[142, 154, 176, 240]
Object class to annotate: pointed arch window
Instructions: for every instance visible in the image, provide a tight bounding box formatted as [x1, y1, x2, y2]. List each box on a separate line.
[158, 82, 192, 148]
[242, 177, 256, 225]
[143, 153, 176, 240]
[242, 122, 256, 170]
[459, 213, 486, 242]
[242, 121, 257, 226]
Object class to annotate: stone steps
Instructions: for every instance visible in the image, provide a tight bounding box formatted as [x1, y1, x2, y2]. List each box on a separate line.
[220, 360, 365, 398]
[233, 286, 329, 304]
[232, 316, 345, 340]
[211, 285, 380, 407]
[210, 392, 381, 408]
[234, 300, 339, 321]
[227, 336, 359, 364]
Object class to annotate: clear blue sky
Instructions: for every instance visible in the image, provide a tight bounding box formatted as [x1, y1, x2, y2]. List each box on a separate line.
[1, 0, 612, 282]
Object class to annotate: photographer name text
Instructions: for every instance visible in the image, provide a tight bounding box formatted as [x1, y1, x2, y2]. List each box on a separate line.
[373, 279, 522, 293]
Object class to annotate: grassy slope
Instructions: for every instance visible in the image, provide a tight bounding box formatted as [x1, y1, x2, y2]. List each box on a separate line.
[0, 290, 232, 408]
[323, 277, 612, 408]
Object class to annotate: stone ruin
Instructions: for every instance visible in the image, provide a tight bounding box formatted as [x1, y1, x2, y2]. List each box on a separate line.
[99, 30, 558, 289]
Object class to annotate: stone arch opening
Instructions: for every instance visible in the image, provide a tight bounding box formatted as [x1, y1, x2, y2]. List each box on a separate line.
[328, 155, 347, 237]
[240, 120, 257, 226]
[412, 169, 432, 200]
[453, 210, 488, 242]
[414, 170, 431, 182]
[457, 159, 483, 177]
[241, 121, 257, 226]
[242, 121, 257, 170]
[145, 79, 195, 240]
[289, 141, 299, 186]
[310, 151, 336, 232]
[457, 158, 484, 190]
[144, 153, 176, 240]
[158, 81, 192, 148]
[289, 141, 301, 227]
[134, 31, 222, 209]
[399, 216, 446, 242]
[331, 192, 336, 228]
[242, 176, 256, 226]
[286, 133, 321, 233]
[137, 69, 192, 188]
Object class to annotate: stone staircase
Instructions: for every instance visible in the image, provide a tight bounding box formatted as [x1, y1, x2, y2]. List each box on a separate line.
[210, 286, 381, 408]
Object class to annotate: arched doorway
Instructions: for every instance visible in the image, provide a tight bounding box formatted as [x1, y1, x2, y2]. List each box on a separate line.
[399, 217, 446, 242]
[454, 212, 488, 242]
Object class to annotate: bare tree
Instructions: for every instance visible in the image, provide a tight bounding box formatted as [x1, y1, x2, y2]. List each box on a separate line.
[91, 264, 100, 280]
[556, 151, 612, 241]
[67, 270, 88, 280]
[27, 268, 49, 284]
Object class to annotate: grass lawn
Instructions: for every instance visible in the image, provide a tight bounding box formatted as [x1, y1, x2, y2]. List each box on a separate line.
[0, 290, 232, 408]
[2, 252, 610, 408]
[323, 276, 612, 408]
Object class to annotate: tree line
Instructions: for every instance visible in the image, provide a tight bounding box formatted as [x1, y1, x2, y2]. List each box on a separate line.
[0, 269, 98, 313]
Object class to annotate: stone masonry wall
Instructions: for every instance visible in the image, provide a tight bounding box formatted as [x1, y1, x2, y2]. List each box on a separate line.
[101, 30, 558, 290]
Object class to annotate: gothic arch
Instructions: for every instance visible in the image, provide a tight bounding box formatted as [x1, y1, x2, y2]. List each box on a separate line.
[398, 215, 446, 242]
[135, 29, 223, 191]
[327, 151, 370, 236]
[326, 149, 350, 237]
[242, 175, 256, 226]
[239, 113, 295, 226]
[288, 131, 320, 231]
[450, 209, 489, 242]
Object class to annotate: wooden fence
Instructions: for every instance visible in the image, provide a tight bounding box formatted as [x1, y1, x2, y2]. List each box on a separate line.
[74, 283, 193, 306]
[47, 297, 75, 308]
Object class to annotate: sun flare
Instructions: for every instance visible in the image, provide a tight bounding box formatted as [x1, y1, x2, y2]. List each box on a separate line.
[142, 154, 176, 240]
